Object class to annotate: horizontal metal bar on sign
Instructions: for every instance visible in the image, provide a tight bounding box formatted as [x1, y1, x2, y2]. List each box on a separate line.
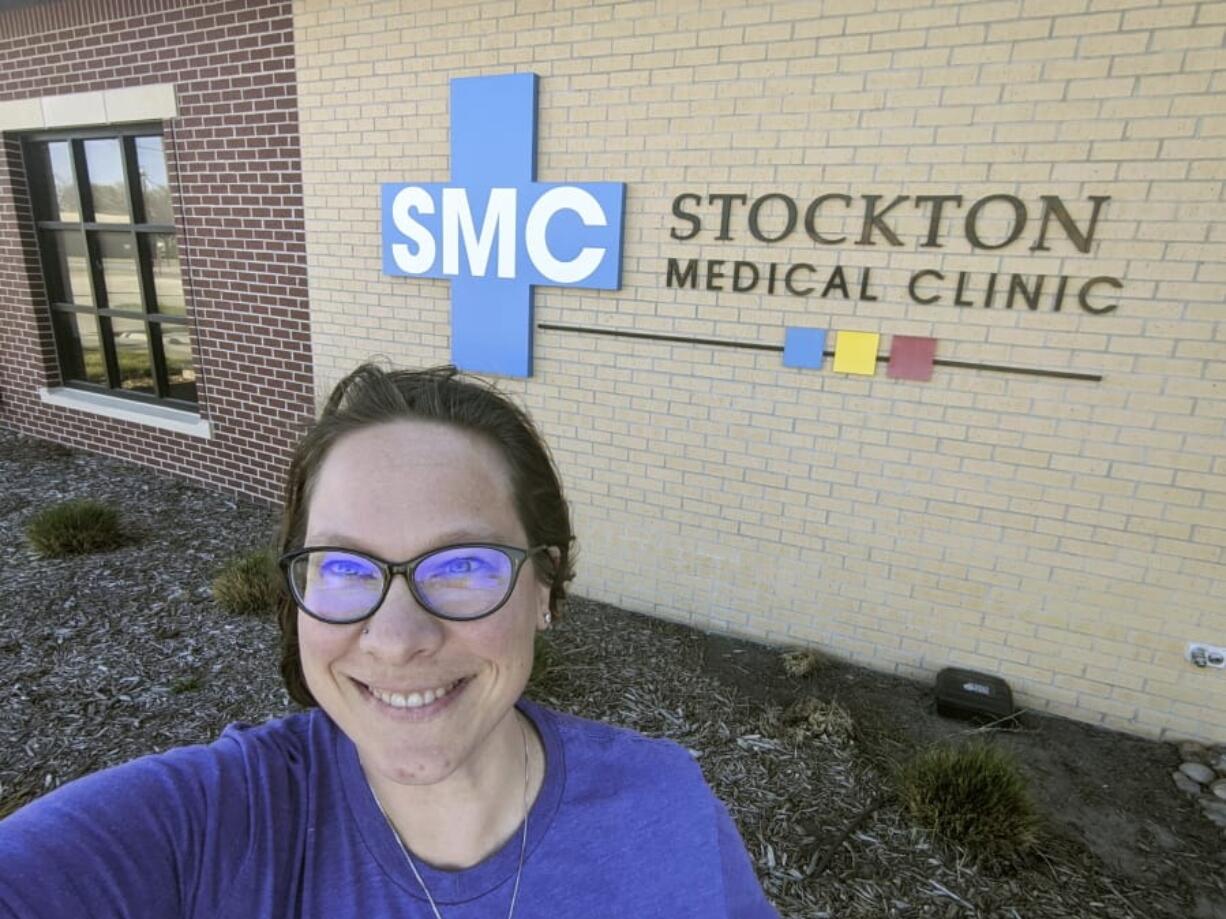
[537, 321, 1104, 382]
[536, 322, 783, 353]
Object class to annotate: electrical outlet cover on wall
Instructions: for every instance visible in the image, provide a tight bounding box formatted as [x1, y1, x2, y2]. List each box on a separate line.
[1187, 643, 1226, 669]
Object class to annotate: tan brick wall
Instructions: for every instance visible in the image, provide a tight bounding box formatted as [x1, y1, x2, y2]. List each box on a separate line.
[293, 0, 1226, 742]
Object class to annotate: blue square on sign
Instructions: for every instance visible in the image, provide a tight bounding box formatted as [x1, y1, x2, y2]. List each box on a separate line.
[783, 327, 828, 369]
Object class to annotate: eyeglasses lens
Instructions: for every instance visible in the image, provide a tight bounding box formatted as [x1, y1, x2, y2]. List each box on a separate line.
[293, 550, 384, 621]
[414, 546, 515, 618]
[291, 546, 517, 621]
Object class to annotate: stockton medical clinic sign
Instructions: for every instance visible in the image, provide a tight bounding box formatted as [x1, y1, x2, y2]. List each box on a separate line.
[381, 73, 625, 378]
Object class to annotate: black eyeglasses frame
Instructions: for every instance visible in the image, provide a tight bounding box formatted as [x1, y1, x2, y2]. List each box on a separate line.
[278, 543, 550, 624]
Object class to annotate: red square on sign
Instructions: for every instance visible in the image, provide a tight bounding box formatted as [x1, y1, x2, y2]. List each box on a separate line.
[887, 336, 937, 382]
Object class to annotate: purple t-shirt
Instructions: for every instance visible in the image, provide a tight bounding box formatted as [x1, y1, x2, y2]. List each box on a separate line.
[0, 699, 779, 917]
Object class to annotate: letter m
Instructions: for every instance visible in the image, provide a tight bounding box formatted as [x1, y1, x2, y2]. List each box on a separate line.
[442, 188, 517, 278]
[666, 258, 699, 289]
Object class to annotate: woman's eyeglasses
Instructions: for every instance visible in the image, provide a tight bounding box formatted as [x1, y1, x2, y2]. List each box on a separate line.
[279, 543, 549, 624]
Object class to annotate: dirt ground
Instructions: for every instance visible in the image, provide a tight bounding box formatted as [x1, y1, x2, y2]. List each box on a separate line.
[695, 626, 1226, 918]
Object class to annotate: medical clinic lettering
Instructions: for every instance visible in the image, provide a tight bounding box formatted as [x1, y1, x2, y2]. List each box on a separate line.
[666, 192, 1120, 315]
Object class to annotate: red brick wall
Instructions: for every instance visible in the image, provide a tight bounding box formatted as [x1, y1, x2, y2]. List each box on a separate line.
[0, 0, 313, 504]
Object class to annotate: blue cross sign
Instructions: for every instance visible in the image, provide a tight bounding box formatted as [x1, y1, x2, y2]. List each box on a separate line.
[381, 73, 625, 377]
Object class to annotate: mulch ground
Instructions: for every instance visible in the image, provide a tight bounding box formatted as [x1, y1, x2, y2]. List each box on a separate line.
[1, 426, 1223, 918]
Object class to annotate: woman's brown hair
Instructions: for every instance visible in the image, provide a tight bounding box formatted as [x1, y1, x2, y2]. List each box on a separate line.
[276, 364, 575, 707]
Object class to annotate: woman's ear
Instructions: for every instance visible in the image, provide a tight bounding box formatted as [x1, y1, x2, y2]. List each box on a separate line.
[534, 546, 559, 632]
[536, 547, 560, 630]
[536, 578, 552, 631]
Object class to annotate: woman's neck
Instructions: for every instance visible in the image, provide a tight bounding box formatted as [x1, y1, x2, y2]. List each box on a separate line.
[364, 709, 546, 870]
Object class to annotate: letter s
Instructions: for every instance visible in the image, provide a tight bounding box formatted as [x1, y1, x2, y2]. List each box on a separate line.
[670, 193, 701, 241]
[391, 186, 437, 274]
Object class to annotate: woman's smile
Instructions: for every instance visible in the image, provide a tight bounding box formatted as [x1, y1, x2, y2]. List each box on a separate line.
[355, 675, 471, 719]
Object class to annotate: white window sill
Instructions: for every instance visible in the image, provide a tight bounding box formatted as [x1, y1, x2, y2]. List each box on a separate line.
[38, 387, 211, 439]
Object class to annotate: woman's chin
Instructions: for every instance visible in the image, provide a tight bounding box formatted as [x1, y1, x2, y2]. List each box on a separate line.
[362, 746, 459, 787]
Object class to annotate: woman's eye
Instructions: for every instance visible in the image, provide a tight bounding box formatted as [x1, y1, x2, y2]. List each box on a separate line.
[320, 557, 377, 579]
[417, 548, 509, 586]
[422, 555, 496, 581]
[442, 556, 483, 575]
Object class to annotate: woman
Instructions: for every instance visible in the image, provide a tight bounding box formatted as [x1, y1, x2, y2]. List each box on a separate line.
[0, 364, 779, 918]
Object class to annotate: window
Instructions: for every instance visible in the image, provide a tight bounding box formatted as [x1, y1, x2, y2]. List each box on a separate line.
[25, 125, 196, 406]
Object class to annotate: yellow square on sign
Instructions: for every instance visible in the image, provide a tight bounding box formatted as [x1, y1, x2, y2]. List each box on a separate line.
[833, 330, 881, 375]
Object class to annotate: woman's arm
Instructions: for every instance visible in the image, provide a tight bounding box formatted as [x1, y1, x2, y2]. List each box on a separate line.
[0, 740, 252, 918]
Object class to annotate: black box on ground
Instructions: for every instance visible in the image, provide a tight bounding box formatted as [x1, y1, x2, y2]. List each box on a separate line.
[935, 667, 1016, 725]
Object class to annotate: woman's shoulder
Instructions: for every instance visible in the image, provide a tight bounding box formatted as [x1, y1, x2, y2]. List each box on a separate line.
[526, 700, 709, 798]
[0, 709, 334, 918]
[210, 708, 325, 759]
[538, 703, 694, 754]
[5, 708, 330, 828]
[116, 708, 327, 781]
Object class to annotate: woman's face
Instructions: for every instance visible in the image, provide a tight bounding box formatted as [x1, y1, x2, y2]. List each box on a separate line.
[297, 419, 548, 787]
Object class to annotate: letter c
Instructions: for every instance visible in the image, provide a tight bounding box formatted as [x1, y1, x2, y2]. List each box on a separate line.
[525, 187, 607, 284]
[909, 269, 943, 305]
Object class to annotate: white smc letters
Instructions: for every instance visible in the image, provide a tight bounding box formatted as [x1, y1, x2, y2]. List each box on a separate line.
[442, 187, 517, 279]
[525, 187, 607, 284]
[391, 187, 436, 274]
[391, 184, 609, 282]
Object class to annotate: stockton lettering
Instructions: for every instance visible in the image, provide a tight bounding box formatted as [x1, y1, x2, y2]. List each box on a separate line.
[669, 192, 1110, 253]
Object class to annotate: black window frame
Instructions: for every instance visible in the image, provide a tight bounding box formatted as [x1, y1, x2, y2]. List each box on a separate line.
[22, 123, 198, 410]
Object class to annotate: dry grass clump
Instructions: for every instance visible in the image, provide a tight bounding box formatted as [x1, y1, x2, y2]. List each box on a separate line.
[897, 741, 1041, 866]
[783, 696, 856, 745]
[781, 647, 827, 679]
[25, 499, 126, 557]
[212, 549, 281, 616]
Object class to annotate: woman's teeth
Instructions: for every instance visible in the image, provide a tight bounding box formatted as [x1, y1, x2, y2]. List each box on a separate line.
[368, 680, 460, 709]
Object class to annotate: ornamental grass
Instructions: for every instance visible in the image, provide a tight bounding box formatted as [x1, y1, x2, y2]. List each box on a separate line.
[212, 549, 282, 617]
[896, 740, 1042, 867]
[25, 499, 126, 557]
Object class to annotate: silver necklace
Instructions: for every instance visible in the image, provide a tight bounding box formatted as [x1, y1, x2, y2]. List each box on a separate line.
[368, 714, 531, 919]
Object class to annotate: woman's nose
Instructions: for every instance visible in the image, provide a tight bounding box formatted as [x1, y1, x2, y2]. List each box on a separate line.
[360, 574, 446, 657]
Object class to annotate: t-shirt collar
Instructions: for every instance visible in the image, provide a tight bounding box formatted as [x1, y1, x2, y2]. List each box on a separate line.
[332, 696, 565, 905]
